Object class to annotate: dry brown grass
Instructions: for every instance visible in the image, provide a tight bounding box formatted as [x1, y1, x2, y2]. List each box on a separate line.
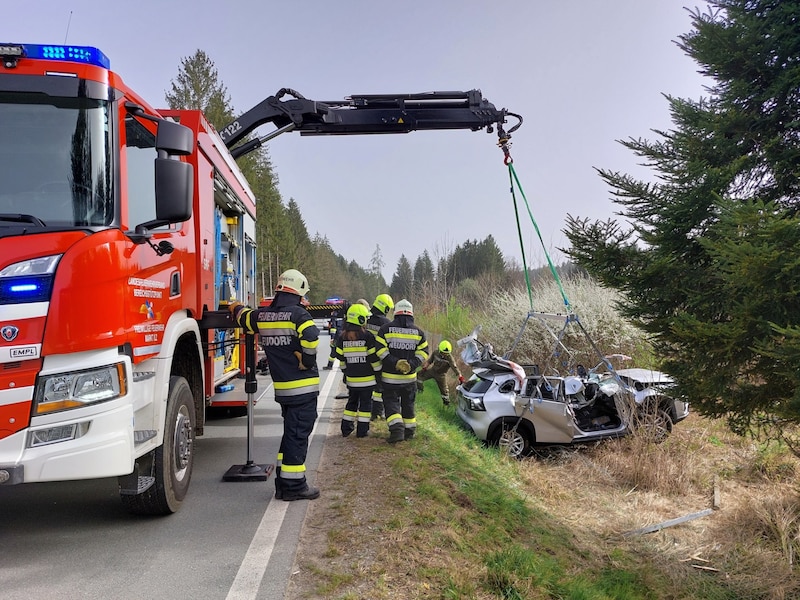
[516, 414, 800, 599]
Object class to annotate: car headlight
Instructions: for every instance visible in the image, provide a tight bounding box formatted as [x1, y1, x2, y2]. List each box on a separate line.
[461, 393, 486, 412]
[34, 362, 127, 414]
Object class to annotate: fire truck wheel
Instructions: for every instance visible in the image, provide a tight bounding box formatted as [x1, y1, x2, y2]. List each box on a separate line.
[121, 376, 196, 515]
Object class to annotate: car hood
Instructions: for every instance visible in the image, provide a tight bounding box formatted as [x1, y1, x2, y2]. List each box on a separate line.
[615, 368, 674, 384]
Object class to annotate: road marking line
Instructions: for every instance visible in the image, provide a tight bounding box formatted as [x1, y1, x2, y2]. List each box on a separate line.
[225, 368, 338, 599]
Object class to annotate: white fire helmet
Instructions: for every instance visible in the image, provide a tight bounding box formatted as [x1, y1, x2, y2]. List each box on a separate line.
[275, 269, 309, 296]
[394, 299, 413, 316]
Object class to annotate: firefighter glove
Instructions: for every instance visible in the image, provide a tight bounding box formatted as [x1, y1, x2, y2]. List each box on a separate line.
[458, 375, 465, 384]
[396, 359, 411, 374]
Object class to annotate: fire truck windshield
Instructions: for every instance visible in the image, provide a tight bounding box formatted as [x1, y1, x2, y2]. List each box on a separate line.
[0, 92, 113, 228]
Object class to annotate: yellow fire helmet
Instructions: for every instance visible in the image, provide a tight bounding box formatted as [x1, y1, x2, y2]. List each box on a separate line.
[373, 293, 394, 315]
[346, 303, 370, 326]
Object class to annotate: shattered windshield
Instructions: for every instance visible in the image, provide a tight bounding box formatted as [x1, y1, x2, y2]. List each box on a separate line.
[0, 92, 113, 227]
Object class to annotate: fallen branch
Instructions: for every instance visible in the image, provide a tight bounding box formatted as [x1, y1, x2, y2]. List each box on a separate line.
[692, 564, 719, 572]
[623, 508, 714, 537]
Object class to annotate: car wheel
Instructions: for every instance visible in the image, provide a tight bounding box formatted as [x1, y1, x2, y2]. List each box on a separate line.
[489, 420, 534, 459]
[638, 405, 673, 443]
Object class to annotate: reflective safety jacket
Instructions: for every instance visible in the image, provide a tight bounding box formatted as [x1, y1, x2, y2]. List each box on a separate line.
[376, 315, 428, 386]
[232, 292, 320, 401]
[335, 324, 381, 388]
[365, 310, 389, 338]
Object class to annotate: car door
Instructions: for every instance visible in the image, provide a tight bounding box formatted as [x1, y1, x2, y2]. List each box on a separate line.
[517, 376, 575, 444]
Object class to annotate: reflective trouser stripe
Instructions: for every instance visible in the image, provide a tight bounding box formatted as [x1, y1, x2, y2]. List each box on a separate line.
[386, 413, 403, 427]
[281, 464, 307, 479]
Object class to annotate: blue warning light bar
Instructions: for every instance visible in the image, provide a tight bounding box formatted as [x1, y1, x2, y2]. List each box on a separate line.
[0, 43, 110, 69]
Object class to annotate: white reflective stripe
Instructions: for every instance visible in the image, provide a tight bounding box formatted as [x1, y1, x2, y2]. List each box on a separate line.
[0, 385, 33, 407]
[2, 302, 48, 319]
[345, 379, 375, 388]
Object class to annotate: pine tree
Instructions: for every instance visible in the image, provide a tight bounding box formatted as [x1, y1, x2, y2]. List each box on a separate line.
[166, 50, 285, 302]
[369, 244, 385, 278]
[563, 1, 800, 442]
[412, 251, 435, 299]
[389, 255, 414, 301]
[164, 50, 234, 126]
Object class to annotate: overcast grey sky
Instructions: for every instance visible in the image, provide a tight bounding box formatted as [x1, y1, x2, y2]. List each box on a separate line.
[9, 1, 709, 282]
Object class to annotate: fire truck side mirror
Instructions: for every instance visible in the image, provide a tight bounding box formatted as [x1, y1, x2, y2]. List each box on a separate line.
[151, 119, 194, 225]
[156, 119, 193, 156]
[155, 158, 193, 224]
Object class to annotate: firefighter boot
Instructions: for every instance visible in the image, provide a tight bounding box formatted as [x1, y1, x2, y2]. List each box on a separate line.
[404, 427, 416, 440]
[341, 420, 354, 437]
[281, 485, 320, 501]
[387, 424, 405, 444]
[274, 477, 283, 500]
[356, 422, 370, 438]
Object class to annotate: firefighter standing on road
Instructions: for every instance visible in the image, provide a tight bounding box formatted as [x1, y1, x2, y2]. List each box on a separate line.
[229, 269, 321, 501]
[336, 303, 382, 438]
[417, 340, 464, 406]
[375, 299, 428, 443]
[365, 293, 393, 420]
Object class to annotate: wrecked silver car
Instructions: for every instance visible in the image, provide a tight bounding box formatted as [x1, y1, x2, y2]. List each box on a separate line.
[454, 324, 689, 458]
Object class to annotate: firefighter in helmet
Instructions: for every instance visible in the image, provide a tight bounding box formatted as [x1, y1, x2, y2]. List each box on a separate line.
[229, 268, 321, 501]
[375, 299, 428, 443]
[365, 293, 394, 420]
[335, 303, 381, 438]
[417, 339, 464, 406]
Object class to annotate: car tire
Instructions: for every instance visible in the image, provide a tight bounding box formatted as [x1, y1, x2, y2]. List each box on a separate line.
[489, 419, 534, 459]
[638, 404, 673, 443]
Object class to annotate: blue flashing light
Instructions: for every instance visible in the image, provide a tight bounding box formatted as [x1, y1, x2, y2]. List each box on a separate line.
[10, 283, 38, 292]
[0, 275, 54, 305]
[19, 43, 110, 69]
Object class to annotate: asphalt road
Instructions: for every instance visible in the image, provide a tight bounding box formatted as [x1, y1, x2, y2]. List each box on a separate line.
[1, 345, 341, 600]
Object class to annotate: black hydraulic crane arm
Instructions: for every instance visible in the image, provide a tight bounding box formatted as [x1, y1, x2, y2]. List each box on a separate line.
[218, 88, 522, 159]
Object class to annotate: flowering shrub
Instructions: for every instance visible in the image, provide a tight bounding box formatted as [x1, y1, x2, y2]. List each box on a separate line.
[476, 275, 651, 373]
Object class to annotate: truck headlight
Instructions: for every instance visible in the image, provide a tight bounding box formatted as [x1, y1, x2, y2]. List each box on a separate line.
[34, 362, 127, 414]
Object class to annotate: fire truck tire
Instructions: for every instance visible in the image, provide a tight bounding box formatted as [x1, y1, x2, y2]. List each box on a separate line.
[121, 376, 195, 515]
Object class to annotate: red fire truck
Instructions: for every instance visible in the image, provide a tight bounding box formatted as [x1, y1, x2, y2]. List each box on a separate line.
[0, 42, 519, 514]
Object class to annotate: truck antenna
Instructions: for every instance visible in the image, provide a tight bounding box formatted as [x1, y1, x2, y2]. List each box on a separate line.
[64, 11, 73, 44]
